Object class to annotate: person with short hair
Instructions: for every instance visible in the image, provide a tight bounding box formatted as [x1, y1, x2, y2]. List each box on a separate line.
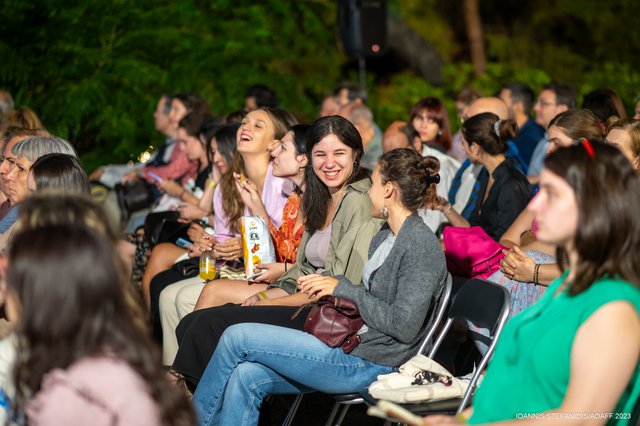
[0, 135, 76, 240]
[528, 82, 577, 177]
[343, 103, 383, 170]
[499, 82, 545, 165]
[449, 87, 483, 162]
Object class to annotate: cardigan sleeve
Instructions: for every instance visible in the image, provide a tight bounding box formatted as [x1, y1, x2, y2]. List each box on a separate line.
[334, 218, 446, 343]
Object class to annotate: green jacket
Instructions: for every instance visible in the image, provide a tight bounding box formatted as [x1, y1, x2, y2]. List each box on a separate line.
[269, 178, 383, 294]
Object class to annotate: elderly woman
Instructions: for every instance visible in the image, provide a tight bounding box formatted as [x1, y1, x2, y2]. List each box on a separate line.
[0, 135, 77, 248]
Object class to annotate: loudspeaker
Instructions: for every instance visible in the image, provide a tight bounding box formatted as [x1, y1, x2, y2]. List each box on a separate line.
[339, 0, 387, 57]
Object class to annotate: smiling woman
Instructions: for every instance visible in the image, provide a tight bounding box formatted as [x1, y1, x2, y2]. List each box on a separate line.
[154, 107, 295, 365]
[190, 148, 450, 426]
[170, 116, 382, 389]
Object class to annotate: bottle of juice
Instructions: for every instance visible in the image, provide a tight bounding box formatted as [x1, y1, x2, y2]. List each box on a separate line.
[199, 252, 216, 280]
[199, 227, 216, 281]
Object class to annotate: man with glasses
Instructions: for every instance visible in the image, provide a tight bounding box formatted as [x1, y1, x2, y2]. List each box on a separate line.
[528, 83, 576, 177]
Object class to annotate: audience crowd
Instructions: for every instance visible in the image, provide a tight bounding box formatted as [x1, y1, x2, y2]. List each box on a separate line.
[0, 79, 638, 426]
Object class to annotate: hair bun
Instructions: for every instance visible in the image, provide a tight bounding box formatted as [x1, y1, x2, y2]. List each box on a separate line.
[425, 173, 440, 185]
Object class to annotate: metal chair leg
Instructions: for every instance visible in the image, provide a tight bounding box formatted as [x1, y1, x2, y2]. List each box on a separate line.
[282, 394, 304, 426]
[324, 401, 341, 426]
[334, 404, 351, 426]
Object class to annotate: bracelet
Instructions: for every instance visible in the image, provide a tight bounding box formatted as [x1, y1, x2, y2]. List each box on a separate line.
[208, 181, 217, 189]
[444, 203, 453, 216]
[284, 262, 288, 271]
[258, 291, 268, 300]
[533, 263, 541, 284]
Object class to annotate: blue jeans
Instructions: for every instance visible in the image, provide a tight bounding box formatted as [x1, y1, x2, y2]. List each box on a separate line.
[193, 323, 395, 426]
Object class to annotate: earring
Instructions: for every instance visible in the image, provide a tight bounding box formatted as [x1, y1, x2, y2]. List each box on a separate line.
[298, 167, 304, 175]
[380, 203, 389, 219]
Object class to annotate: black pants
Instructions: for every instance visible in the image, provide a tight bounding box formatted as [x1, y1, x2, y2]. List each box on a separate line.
[149, 258, 199, 344]
[172, 304, 312, 389]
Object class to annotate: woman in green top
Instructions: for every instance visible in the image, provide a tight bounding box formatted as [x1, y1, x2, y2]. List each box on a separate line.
[425, 141, 640, 426]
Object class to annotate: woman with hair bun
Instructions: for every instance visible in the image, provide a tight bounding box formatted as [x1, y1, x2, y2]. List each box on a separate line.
[433, 112, 531, 241]
[192, 148, 451, 426]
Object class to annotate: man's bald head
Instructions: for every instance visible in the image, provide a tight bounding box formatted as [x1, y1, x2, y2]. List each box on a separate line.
[382, 121, 411, 152]
[466, 97, 509, 120]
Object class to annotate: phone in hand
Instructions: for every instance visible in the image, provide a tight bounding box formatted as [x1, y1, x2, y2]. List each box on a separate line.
[148, 171, 163, 182]
[176, 238, 192, 249]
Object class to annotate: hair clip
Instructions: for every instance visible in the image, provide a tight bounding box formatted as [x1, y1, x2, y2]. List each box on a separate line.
[581, 138, 595, 158]
[493, 120, 501, 137]
[425, 173, 440, 184]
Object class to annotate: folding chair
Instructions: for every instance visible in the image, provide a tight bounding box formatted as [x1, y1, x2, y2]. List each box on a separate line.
[281, 276, 452, 426]
[363, 278, 511, 424]
[322, 275, 454, 426]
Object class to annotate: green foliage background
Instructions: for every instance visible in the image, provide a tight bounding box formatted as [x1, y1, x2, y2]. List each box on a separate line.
[1, 0, 639, 171]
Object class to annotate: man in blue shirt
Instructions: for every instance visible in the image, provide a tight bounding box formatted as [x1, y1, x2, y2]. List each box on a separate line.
[527, 83, 576, 178]
[499, 82, 545, 166]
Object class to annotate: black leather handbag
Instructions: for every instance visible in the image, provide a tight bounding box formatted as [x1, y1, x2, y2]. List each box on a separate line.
[115, 180, 153, 221]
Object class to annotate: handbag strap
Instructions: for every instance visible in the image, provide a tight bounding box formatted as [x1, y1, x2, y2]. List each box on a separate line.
[290, 302, 315, 320]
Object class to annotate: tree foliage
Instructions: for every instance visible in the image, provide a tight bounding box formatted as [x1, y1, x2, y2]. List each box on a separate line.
[0, 0, 342, 171]
[2, 0, 639, 172]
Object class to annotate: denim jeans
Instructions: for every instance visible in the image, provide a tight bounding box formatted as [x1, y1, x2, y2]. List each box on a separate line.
[192, 323, 395, 426]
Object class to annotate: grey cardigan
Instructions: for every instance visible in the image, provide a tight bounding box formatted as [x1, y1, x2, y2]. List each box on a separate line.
[333, 213, 451, 367]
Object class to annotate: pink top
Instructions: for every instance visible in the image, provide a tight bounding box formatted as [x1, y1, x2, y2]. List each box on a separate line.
[26, 356, 161, 426]
[141, 140, 198, 184]
[212, 162, 292, 242]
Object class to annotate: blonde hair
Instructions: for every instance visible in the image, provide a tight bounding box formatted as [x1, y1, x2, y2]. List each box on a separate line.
[606, 117, 640, 161]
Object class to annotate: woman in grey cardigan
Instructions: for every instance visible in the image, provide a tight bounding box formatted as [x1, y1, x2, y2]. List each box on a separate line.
[192, 149, 451, 426]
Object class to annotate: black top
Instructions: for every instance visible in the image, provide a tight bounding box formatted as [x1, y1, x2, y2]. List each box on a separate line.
[469, 159, 531, 241]
[195, 167, 209, 190]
